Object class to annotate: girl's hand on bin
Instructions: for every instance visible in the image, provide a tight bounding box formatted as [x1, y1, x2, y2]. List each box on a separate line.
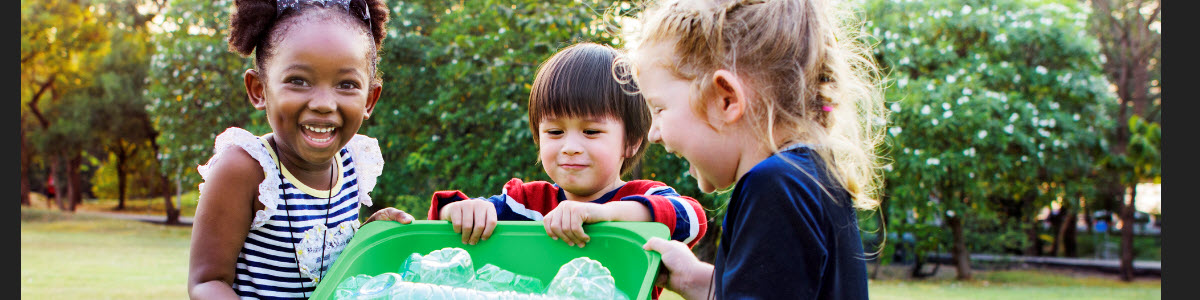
[440, 199, 498, 245]
[643, 237, 715, 300]
[364, 207, 415, 225]
[542, 201, 606, 248]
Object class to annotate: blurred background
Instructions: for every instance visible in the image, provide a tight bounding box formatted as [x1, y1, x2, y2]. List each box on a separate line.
[20, 0, 1160, 298]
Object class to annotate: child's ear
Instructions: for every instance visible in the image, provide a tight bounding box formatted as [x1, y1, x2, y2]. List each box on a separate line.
[624, 138, 644, 158]
[244, 69, 267, 111]
[711, 70, 747, 124]
[364, 82, 383, 119]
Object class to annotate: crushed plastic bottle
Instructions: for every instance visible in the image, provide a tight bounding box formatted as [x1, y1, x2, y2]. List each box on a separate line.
[333, 274, 373, 299]
[546, 257, 629, 300]
[407, 247, 476, 288]
[334, 248, 625, 300]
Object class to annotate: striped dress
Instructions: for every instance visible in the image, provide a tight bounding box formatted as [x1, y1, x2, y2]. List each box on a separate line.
[198, 127, 384, 300]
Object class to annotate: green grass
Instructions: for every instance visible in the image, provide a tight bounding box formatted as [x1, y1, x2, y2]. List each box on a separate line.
[20, 206, 1160, 300]
[21, 208, 192, 299]
[657, 267, 1160, 300]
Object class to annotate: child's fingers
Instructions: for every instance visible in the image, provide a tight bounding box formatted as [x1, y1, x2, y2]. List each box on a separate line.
[569, 210, 588, 247]
[550, 216, 572, 246]
[460, 209, 476, 244]
[448, 207, 463, 234]
[467, 207, 490, 245]
[481, 208, 497, 241]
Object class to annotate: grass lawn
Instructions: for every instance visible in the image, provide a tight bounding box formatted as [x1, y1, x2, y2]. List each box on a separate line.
[21, 207, 192, 299]
[21, 206, 1159, 299]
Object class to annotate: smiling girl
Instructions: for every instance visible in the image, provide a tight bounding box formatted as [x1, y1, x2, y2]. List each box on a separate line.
[187, 0, 414, 299]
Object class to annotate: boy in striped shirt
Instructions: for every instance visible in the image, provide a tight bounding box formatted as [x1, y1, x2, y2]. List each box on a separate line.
[427, 43, 707, 252]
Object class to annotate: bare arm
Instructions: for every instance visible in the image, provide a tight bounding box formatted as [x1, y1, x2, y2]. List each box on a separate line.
[643, 237, 716, 300]
[188, 147, 263, 299]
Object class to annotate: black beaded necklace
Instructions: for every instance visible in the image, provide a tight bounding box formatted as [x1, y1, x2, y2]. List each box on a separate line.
[270, 138, 335, 286]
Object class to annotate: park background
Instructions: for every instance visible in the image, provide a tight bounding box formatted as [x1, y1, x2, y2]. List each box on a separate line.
[20, 0, 1162, 299]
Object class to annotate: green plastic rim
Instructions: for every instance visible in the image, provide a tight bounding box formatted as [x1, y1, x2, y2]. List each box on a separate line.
[310, 220, 669, 299]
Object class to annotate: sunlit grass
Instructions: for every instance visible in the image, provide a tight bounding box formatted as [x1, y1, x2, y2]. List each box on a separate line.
[20, 206, 1160, 300]
[20, 207, 192, 299]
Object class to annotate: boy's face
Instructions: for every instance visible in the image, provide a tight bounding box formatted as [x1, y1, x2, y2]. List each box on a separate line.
[636, 43, 740, 193]
[247, 20, 380, 167]
[538, 115, 629, 201]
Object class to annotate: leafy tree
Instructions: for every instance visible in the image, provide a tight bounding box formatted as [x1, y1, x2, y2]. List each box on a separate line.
[145, 0, 264, 223]
[367, 0, 722, 259]
[84, 0, 171, 210]
[21, 0, 111, 210]
[1086, 0, 1160, 282]
[862, 0, 1113, 279]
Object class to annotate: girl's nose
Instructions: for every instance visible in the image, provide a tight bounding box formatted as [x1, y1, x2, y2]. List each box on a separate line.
[307, 89, 337, 113]
[647, 123, 663, 144]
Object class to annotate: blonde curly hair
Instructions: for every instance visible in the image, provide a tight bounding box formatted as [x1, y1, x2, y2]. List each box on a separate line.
[619, 0, 887, 210]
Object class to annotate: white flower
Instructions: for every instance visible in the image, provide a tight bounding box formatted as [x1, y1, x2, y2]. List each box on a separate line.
[914, 149, 922, 155]
[1004, 124, 1015, 134]
[995, 33, 1008, 43]
[1014, 74, 1021, 82]
[899, 57, 910, 65]
[943, 103, 952, 110]
[944, 110, 954, 118]
[891, 102, 902, 112]
[890, 127, 903, 136]
[927, 158, 941, 165]
[947, 75, 957, 83]
[921, 105, 931, 115]
[1010, 113, 1019, 122]
[963, 88, 973, 95]
[978, 130, 988, 139]
[1036, 66, 1048, 75]
[957, 96, 969, 105]
[962, 5, 973, 14]
[1073, 114, 1081, 121]
[932, 119, 939, 126]
[898, 77, 909, 88]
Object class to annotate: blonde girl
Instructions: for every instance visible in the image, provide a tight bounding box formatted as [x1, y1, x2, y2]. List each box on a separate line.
[622, 0, 887, 298]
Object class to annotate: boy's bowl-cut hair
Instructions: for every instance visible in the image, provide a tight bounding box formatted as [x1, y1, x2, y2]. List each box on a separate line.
[528, 43, 652, 176]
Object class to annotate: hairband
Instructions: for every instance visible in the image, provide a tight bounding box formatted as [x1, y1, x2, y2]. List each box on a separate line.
[276, 0, 373, 37]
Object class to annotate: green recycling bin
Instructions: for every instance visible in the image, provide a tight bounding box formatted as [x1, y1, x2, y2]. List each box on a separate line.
[310, 220, 670, 299]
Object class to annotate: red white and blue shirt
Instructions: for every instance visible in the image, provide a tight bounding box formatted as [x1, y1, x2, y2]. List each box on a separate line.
[428, 178, 708, 248]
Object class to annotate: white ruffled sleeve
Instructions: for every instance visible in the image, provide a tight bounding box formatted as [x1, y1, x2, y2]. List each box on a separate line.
[346, 134, 383, 207]
[196, 127, 284, 230]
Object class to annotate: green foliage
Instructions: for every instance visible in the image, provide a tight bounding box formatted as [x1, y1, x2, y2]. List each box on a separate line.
[145, 0, 265, 187]
[861, 0, 1114, 264]
[363, 0, 719, 216]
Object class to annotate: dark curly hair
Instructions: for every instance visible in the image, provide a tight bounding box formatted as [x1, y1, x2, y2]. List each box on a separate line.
[227, 0, 390, 83]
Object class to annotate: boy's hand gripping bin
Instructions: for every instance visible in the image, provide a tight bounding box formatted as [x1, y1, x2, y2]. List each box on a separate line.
[311, 220, 670, 299]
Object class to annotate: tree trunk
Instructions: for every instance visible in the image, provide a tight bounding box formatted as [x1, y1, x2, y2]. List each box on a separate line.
[1064, 211, 1079, 258]
[52, 157, 68, 211]
[947, 214, 971, 280]
[66, 153, 83, 212]
[116, 141, 128, 210]
[1052, 201, 1074, 257]
[164, 171, 180, 225]
[1119, 184, 1137, 281]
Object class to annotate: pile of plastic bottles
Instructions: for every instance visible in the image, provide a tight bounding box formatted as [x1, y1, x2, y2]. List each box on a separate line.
[334, 247, 629, 300]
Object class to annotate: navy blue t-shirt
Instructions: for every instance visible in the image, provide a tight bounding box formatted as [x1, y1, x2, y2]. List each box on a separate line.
[713, 146, 869, 299]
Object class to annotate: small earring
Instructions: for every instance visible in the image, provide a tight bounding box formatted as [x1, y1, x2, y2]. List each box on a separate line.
[363, 113, 370, 119]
